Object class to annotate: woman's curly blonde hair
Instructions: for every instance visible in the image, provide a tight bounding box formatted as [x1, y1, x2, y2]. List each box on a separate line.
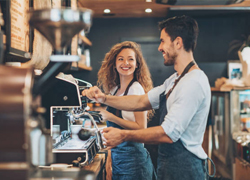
[97, 41, 154, 120]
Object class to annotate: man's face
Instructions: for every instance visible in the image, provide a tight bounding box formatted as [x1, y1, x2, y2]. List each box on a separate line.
[158, 29, 177, 66]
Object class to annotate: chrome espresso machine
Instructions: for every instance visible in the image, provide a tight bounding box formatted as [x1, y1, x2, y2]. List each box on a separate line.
[43, 73, 104, 166]
[0, 7, 103, 180]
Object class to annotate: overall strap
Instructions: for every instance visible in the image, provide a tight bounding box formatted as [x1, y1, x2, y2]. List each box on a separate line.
[166, 61, 195, 99]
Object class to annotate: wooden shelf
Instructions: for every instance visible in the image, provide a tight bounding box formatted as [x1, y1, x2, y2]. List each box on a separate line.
[70, 34, 92, 71]
[79, 34, 92, 47]
[71, 61, 92, 71]
[78, 63, 92, 71]
[82, 152, 107, 179]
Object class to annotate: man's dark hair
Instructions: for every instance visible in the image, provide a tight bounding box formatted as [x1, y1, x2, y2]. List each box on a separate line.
[158, 15, 199, 52]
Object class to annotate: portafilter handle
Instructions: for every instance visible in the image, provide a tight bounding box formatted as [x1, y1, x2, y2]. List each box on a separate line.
[78, 129, 104, 150]
[78, 128, 95, 140]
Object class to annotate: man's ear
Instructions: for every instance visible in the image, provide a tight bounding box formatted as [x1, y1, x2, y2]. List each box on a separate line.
[174, 37, 183, 50]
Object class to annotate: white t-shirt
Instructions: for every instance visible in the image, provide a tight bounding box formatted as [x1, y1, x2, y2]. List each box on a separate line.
[110, 81, 146, 122]
[148, 69, 211, 159]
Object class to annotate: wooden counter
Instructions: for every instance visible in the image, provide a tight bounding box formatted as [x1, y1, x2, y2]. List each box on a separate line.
[234, 157, 250, 180]
[82, 151, 107, 180]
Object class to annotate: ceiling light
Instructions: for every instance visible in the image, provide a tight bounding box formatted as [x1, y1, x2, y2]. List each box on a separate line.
[145, 0, 152, 2]
[145, 8, 152, 13]
[104, 9, 111, 13]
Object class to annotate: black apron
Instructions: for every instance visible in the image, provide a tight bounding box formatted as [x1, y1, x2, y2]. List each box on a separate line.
[156, 61, 207, 180]
[106, 79, 154, 180]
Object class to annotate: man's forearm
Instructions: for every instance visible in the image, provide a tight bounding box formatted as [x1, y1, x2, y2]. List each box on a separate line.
[122, 126, 173, 144]
[105, 94, 151, 111]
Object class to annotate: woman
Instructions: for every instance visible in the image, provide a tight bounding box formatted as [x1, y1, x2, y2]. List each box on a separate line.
[97, 41, 154, 180]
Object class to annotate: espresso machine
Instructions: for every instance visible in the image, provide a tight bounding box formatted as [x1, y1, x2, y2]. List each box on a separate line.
[0, 7, 103, 180]
[43, 72, 104, 166]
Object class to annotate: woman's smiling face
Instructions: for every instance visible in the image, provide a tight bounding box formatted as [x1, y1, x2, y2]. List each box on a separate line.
[115, 48, 137, 78]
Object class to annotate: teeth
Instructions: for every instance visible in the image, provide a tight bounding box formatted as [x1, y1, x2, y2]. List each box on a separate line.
[121, 67, 129, 70]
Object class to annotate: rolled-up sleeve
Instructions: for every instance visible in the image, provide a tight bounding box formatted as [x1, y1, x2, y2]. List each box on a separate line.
[161, 79, 204, 142]
[148, 84, 165, 109]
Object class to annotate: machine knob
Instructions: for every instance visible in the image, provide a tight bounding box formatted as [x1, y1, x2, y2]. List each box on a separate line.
[72, 160, 79, 167]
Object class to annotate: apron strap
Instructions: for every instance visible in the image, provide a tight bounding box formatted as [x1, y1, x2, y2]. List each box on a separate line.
[204, 157, 216, 178]
[166, 61, 195, 99]
[124, 78, 136, 96]
[113, 85, 120, 96]
[114, 78, 136, 117]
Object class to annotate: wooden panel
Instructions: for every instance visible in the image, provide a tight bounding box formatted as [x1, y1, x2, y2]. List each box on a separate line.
[3, 0, 31, 61]
[78, 0, 250, 18]
[10, 0, 30, 52]
[78, 0, 169, 18]
[71, 0, 78, 55]
[23, 0, 52, 69]
[235, 157, 250, 180]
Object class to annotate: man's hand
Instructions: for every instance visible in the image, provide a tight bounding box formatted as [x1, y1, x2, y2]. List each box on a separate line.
[102, 127, 126, 149]
[82, 86, 106, 103]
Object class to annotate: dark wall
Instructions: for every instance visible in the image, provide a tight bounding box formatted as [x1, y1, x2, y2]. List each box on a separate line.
[72, 11, 250, 88]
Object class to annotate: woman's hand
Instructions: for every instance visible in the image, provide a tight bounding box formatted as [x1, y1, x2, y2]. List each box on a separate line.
[99, 109, 114, 122]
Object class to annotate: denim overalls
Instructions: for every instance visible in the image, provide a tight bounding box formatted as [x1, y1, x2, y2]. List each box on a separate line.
[106, 80, 154, 180]
[156, 61, 214, 180]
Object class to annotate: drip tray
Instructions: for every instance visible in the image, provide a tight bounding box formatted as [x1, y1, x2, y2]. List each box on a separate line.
[53, 137, 99, 165]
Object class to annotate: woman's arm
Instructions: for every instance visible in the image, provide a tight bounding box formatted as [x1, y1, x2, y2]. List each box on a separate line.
[101, 109, 147, 130]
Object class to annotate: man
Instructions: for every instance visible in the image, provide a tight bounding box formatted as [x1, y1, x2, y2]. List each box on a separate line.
[82, 15, 214, 180]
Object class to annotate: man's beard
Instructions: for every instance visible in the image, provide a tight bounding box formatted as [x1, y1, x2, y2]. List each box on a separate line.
[164, 52, 177, 66]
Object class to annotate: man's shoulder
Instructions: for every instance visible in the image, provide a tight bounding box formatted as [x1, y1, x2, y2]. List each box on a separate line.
[175, 70, 209, 91]
[181, 70, 211, 94]
[184, 69, 208, 83]
[189, 69, 206, 77]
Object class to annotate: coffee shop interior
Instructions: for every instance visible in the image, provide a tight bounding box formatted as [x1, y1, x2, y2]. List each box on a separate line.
[1, 0, 250, 179]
